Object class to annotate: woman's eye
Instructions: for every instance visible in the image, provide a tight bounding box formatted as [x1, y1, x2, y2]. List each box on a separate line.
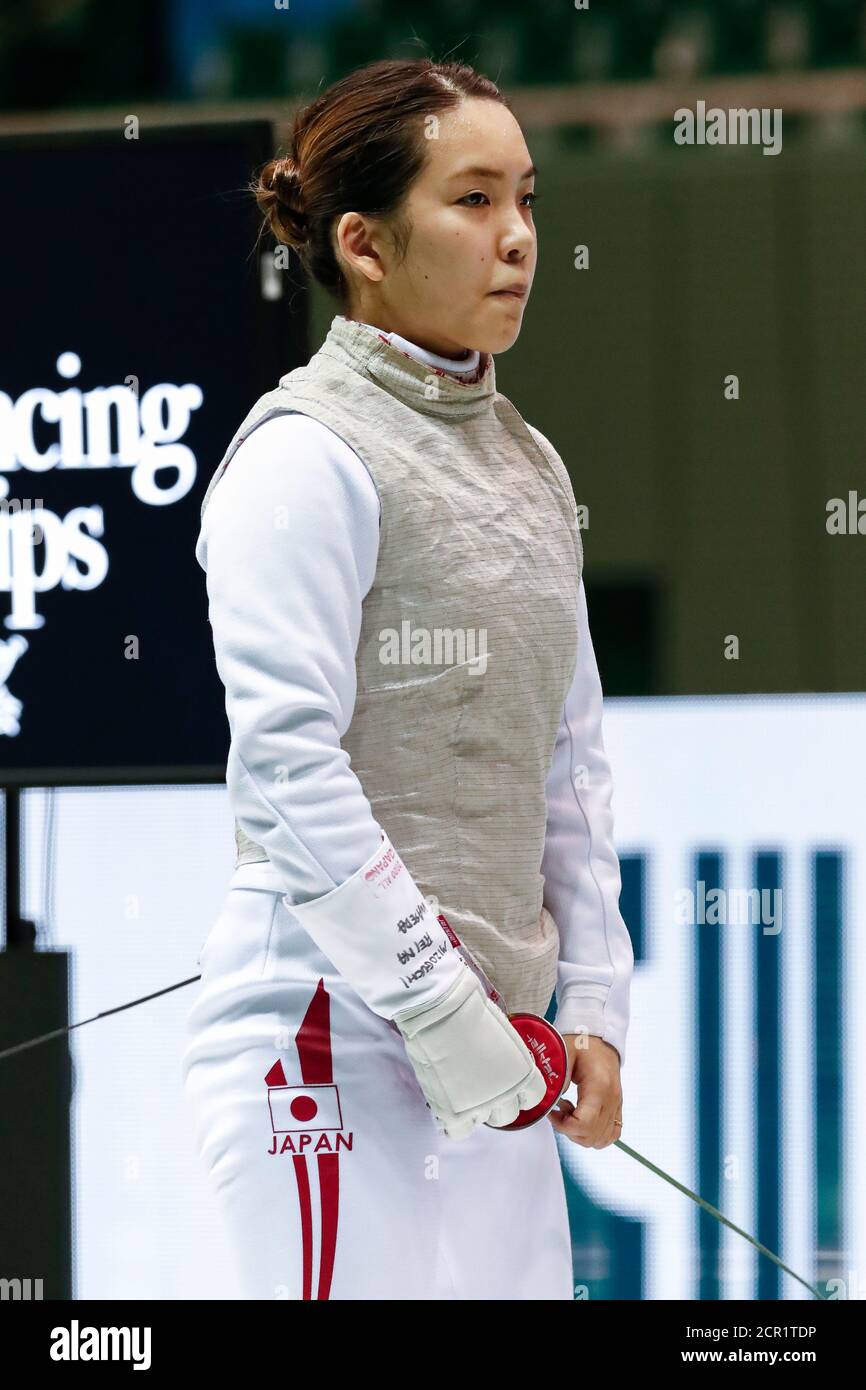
[459, 190, 539, 208]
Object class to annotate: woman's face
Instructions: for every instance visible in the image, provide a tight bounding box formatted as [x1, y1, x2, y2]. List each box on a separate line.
[338, 98, 538, 358]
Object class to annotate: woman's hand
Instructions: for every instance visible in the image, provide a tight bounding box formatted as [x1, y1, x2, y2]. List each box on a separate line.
[547, 1033, 623, 1149]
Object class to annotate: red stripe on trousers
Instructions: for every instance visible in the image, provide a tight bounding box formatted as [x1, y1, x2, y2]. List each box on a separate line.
[316, 1153, 340, 1299]
[295, 979, 339, 1298]
[292, 1155, 314, 1300]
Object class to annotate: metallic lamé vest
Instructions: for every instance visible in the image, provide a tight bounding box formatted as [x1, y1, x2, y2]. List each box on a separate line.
[199, 315, 583, 1015]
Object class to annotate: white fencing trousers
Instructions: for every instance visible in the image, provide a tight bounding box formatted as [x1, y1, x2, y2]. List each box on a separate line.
[181, 875, 575, 1300]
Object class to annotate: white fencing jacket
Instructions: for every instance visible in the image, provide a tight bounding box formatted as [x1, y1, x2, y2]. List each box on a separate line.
[198, 321, 634, 1063]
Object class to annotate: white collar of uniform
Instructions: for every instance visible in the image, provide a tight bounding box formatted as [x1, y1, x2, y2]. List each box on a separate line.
[355, 320, 481, 378]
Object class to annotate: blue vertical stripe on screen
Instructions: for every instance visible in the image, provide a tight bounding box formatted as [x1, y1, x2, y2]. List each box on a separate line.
[813, 850, 843, 1293]
[618, 853, 645, 962]
[754, 850, 782, 1301]
[695, 850, 723, 1301]
[553, 850, 647, 1298]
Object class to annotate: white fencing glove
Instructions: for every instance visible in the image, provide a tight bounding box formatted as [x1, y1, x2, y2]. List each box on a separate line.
[284, 831, 546, 1139]
[393, 968, 548, 1139]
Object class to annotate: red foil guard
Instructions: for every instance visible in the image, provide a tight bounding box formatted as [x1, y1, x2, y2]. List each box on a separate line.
[485, 1014, 570, 1131]
[434, 912, 570, 1132]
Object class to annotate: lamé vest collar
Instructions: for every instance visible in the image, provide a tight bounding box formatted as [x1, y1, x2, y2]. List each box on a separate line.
[299, 314, 497, 422]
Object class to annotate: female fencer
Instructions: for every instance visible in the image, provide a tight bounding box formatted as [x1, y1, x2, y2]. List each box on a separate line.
[181, 56, 634, 1301]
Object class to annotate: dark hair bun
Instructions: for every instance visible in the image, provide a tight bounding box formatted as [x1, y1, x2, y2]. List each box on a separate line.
[257, 155, 308, 250]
